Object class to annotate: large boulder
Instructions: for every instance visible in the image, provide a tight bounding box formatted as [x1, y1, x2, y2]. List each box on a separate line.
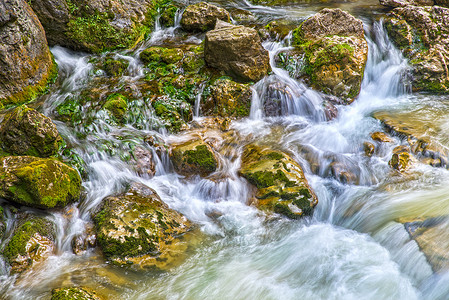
[94, 182, 192, 269]
[205, 22, 271, 83]
[170, 138, 218, 177]
[180, 2, 230, 32]
[0, 0, 57, 107]
[0, 156, 81, 209]
[239, 144, 318, 219]
[380, 0, 433, 7]
[0, 105, 62, 157]
[28, 0, 170, 53]
[291, 9, 368, 103]
[2, 215, 55, 273]
[201, 78, 253, 118]
[51, 287, 102, 300]
[385, 6, 449, 92]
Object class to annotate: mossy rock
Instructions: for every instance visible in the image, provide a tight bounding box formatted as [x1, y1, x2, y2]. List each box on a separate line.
[101, 55, 130, 77]
[239, 144, 318, 218]
[0, 156, 81, 209]
[2, 215, 55, 273]
[0, 105, 63, 157]
[180, 2, 230, 32]
[201, 78, 252, 118]
[0, 205, 5, 238]
[140, 47, 184, 65]
[94, 182, 192, 269]
[103, 94, 128, 121]
[51, 287, 102, 300]
[170, 138, 218, 177]
[152, 96, 193, 133]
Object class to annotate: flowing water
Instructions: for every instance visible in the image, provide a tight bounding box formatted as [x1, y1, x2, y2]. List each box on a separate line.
[2, 1, 449, 299]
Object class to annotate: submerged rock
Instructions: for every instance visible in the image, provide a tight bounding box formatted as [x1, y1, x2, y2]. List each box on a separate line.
[170, 138, 218, 177]
[291, 8, 368, 103]
[94, 182, 192, 269]
[180, 2, 230, 32]
[201, 78, 253, 118]
[384, 6, 449, 92]
[2, 215, 55, 273]
[51, 287, 102, 300]
[0, 156, 81, 209]
[239, 144, 318, 219]
[205, 21, 271, 83]
[0, 0, 57, 106]
[0, 105, 62, 157]
[28, 0, 171, 53]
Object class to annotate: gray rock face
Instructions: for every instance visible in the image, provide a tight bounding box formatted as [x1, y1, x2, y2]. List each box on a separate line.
[0, 0, 57, 106]
[205, 22, 271, 83]
[385, 5, 449, 93]
[28, 0, 164, 53]
[0, 105, 62, 157]
[380, 0, 434, 7]
[180, 2, 230, 32]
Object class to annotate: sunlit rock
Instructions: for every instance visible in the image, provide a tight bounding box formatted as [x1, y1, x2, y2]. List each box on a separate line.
[239, 144, 318, 219]
[371, 131, 393, 143]
[51, 287, 102, 300]
[0, 105, 62, 157]
[0, 0, 57, 107]
[180, 2, 230, 32]
[380, 0, 433, 7]
[205, 21, 271, 83]
[94, 182, 193, 269]
[2, 215, 56, 273]
[291, 8, 368, 103]
[384, 5, 449, 92]
[389, 145, 413, 172]
[0, 156, 81, 209]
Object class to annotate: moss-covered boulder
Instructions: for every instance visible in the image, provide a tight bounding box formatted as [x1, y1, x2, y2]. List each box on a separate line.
[0, 105, 62, 157]
[239, 144, 318, 219]
[28, 0, 173, 53]
[51, 287, 102, 300]
[201, 78, 253, 118]
[98, 54, 129, 77]
[103, 94, 127, 121]
[380, 0, 433, 7]
[384, 6, 449, 92]
[170, 138, 218, 177]
[0, 156, 81, 209]
[2, 215, 55, 273]
[180, 2, 230, 32]
[0, 0, 57, 107]
[140, 46, 184, 65]
[94, 182, 192, 269]
[291, 8, 368, 103]
[205, 22, 271, 83]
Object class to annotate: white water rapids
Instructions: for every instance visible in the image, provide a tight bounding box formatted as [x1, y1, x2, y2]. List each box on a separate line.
[2, 5, 449, 299]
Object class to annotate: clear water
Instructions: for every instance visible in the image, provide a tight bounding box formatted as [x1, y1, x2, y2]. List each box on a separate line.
[2, 2, 449, 299]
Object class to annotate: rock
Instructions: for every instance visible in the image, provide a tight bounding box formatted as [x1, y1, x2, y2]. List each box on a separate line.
[0, 156, 81, 209]
[380, 0, 434, 7]
[94, 182, 192, 269]
[99, 54, 129, 77]
[0, 0, 57, 106]
[28, 0, 171, 53]
[261, 20, 298, 40]
[201, 78, 253, 118]
[389, 145, 413, 172]
[0, 105, 62, 157]
[229, 8, 256, 23]
[51, 287, 101, 300]
[140, 47, 184, 65]
[2, 215, 55, 273]
[0, 206, 6, 238]
[103, 94, 127, 121]
[239, 144, 318, 219]
[384, 6, 449, 92]
[363, 142, 375, 156]
[71, 224, 96, 255]
[129, 146, 156, 177]
[328, 161, 359, 184]
[152, 96, 193, 133]
[205, 22, 271, 83]
[292, 9, 368, 103]
[371, 131, 393, 143]
[435, 0, 449, 7]
[180, 2, 230, 32]
[170, 138, 218, 177]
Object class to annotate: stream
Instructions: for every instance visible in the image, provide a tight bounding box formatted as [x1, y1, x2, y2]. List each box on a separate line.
[2, 0, 449, 299]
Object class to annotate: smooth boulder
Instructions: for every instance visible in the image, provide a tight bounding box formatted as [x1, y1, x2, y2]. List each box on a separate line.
[0, 156, 81, 209]
[292, 8, 368, 103]
[94, 183, 192, 269]
[385, 6, 449, 93]
[0, 105, 62, 157]
[239, 144, 318, 219]
[205, 22, 271, 83]
[0, 0, 57, 106]
[180, 2, 230, 32]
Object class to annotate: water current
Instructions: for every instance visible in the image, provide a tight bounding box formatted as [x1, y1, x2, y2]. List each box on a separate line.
[2, 1, 449, 299]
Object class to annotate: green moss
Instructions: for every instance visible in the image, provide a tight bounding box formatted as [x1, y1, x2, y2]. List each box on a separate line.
[184, 145, 217, 173]
[152, 97, 192, 133]
[3, 218, 55, 262]
[104, 93, 128, 120]
[51, 287, 99, 300]
[140, 47, 184, 65]
[102, 56, 129, 77]
[160, 5, 179, 27]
